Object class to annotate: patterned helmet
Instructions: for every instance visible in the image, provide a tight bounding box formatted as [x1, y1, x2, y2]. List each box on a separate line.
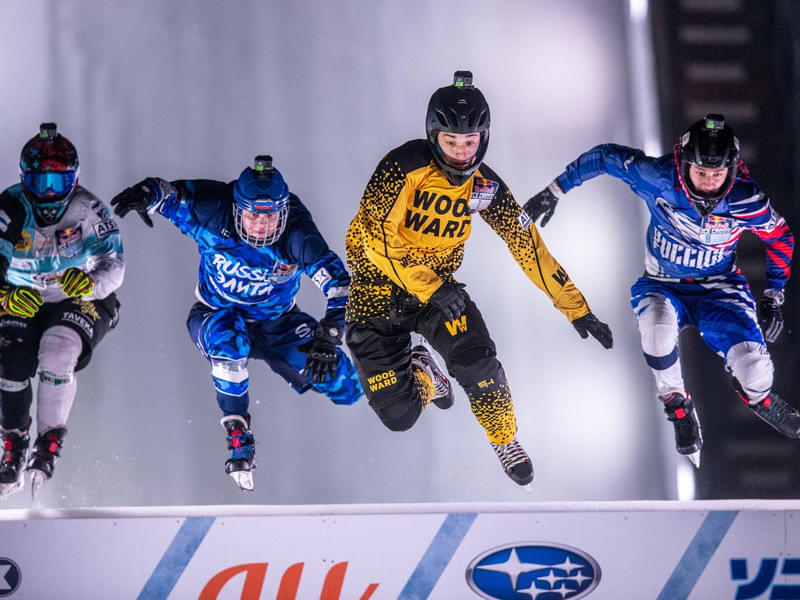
[676, 114, 739, 216]
[425, 71, 490, 185]
[19, 123, 80, 225]
[232, 155, 290, 247]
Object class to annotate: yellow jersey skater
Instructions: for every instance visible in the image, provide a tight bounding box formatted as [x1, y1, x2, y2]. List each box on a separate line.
[344, 71, 613, 486]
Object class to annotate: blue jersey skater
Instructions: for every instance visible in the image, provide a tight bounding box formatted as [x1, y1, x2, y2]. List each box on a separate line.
[112, 155, 362, 491]
[522, 114, 796, 468]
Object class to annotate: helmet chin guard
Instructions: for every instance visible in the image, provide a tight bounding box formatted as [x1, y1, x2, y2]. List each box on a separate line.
[232, 155, 290, 247]
[425, 71, 490, 185]
[676, 114, 739, 216]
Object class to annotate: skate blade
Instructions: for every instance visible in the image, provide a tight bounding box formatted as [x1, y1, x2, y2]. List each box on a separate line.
[0, 480, 24, 501]
[686, 451, 701, 469]
[229, 470, 254, 492]
[29, 469, 48, 500]
[522, 483, 533, 493]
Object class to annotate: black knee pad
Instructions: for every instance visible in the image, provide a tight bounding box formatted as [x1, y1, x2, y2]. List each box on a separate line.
[368, 389, 423, 432]
[0, 336, 38, 381]
[448, 346, 503, 389]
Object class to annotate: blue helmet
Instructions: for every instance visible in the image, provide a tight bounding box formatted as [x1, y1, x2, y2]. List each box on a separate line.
[232, 155, 290, 247]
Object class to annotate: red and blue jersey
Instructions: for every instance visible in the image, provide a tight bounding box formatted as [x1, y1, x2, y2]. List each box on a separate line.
[555, 144, 793, 290]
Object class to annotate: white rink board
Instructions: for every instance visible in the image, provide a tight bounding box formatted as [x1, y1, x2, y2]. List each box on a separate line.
[1, 500, 800, 599]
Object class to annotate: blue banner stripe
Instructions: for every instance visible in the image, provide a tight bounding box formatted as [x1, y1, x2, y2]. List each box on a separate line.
[137, 516, 216, 600]
[657, 510, 738, 600]
[399, 512, 477, 600]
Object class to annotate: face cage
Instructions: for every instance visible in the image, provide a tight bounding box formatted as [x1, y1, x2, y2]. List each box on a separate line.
[233, 205, 289, 248]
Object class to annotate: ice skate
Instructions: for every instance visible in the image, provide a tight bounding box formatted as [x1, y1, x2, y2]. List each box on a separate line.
[27, 427, 67, 500]
[661, 393, 702, 468]
[221, 415, 256, 492]
[0, 427, 30, 500]
[491, 435, 534, 488]
[744, 392, 800, 439]
[411, 345, 454, 409]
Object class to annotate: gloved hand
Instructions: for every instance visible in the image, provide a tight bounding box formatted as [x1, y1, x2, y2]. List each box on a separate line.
[58, 267, 95, 298]
[572, 312, 613, 349]
[0, 284, 43, 318]
[428, 282, 467, 321]
[304, 318, 342, 384]
[758, 289, 784, 343]
[522, 181, 563, 227]
[111, 178, 170, 227]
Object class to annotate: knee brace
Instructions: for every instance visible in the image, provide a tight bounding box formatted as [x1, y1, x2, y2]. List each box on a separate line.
[0, 335, 38, 381]
[727, 341, 773, 403]
[447, 345, 499, 389]
[38, 326, 82, 385]
[637, 295, 680, 367]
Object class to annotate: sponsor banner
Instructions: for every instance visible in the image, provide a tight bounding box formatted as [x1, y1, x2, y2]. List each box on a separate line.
[1, 501, 800, 598]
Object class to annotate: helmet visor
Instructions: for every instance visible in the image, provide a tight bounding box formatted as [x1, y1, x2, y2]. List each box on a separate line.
[22, 171, 77, 197]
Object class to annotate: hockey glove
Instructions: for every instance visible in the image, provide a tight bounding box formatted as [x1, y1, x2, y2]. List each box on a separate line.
[758, 289, 784, 343]
[0, 285, 43, 318]
[58, 267, 95, 298]
[111, 178, 171, 227]
[522, 181, 563, 227]
[428, 282, 467, 321]
[572, 312, 613, 349]
[304, 319, 342, 384]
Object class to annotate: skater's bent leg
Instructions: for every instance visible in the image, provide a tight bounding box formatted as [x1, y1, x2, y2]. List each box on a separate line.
[451, 348, 516, 446]
[211, 358, 250, 416]
[726, 341, 773, 404]
[346, 323, 429, 432]
[0, 333, 37, 431]
[36, 326, 81, 431]
[636, 294, 685, 396]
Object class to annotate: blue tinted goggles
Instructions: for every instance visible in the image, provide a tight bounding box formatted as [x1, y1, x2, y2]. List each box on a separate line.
[22, 171, 77, 196]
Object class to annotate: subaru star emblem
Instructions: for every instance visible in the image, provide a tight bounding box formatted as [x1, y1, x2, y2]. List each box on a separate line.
[0, 557, 21, 597]
[466, 542, 601, 599]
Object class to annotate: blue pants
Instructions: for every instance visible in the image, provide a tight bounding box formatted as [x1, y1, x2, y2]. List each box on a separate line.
[187, 303, 362, 416]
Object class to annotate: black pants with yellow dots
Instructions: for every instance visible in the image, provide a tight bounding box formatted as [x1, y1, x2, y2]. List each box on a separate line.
[345, 288, 517, 445]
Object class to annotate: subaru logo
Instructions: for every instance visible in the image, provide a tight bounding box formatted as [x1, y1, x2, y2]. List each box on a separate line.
[0, 557, 21, 597]
[466, 542, 601, 599]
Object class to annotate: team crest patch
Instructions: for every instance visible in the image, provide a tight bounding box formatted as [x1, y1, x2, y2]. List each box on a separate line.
[701, 215, 734, 244]
[271, 260, 298, 284]
[469, 177, 499, 213]
[517, 209, 532, 230]
[56, 226, 83, 257]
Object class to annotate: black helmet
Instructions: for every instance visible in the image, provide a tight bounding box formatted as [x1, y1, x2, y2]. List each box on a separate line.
[425, 70, 490, 185]
[19, 123, 80, 225]
[677, 113, 739, 216]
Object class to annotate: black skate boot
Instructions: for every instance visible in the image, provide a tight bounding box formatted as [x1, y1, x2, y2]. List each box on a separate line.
[27, 427, 67, 499]
[661, 392, 703, 468]
[734, 384, 800, 439]
[0, 426, 30, 500]
[221, 415, 256, 492]
[411, 345, 454, 409]
[490, 436, 534, 487]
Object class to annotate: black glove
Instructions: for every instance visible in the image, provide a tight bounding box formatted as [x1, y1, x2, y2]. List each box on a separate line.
[110, 178, 166, 227]
[522, 182, 562, 227]
[758, 290, 785, 343]
[428, 282, 467, 321]
[304, 318, 342, 384]
[572, 312, 613, 349]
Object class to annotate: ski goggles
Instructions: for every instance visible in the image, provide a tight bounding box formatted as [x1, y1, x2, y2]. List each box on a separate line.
[22, 171, 77, 196]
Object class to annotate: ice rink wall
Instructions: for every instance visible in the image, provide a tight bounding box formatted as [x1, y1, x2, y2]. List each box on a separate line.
[1, 500, 800, 599]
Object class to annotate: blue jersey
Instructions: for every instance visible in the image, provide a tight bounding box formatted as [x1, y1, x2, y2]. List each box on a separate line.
[555, 144, 794, 290]
[157, 179, 350, 324]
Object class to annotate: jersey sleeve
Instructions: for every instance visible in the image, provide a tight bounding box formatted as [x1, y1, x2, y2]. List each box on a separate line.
[82, 198, 125, 300]
[284, 197, 351, 325]
[733, 188, 794, 291]
[478, 166, 591, 322]
[357, 153, 444, 302]
[0, 190, 26, 283]
[158, 179, 233, 240]
[555, 144, 659, 193]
